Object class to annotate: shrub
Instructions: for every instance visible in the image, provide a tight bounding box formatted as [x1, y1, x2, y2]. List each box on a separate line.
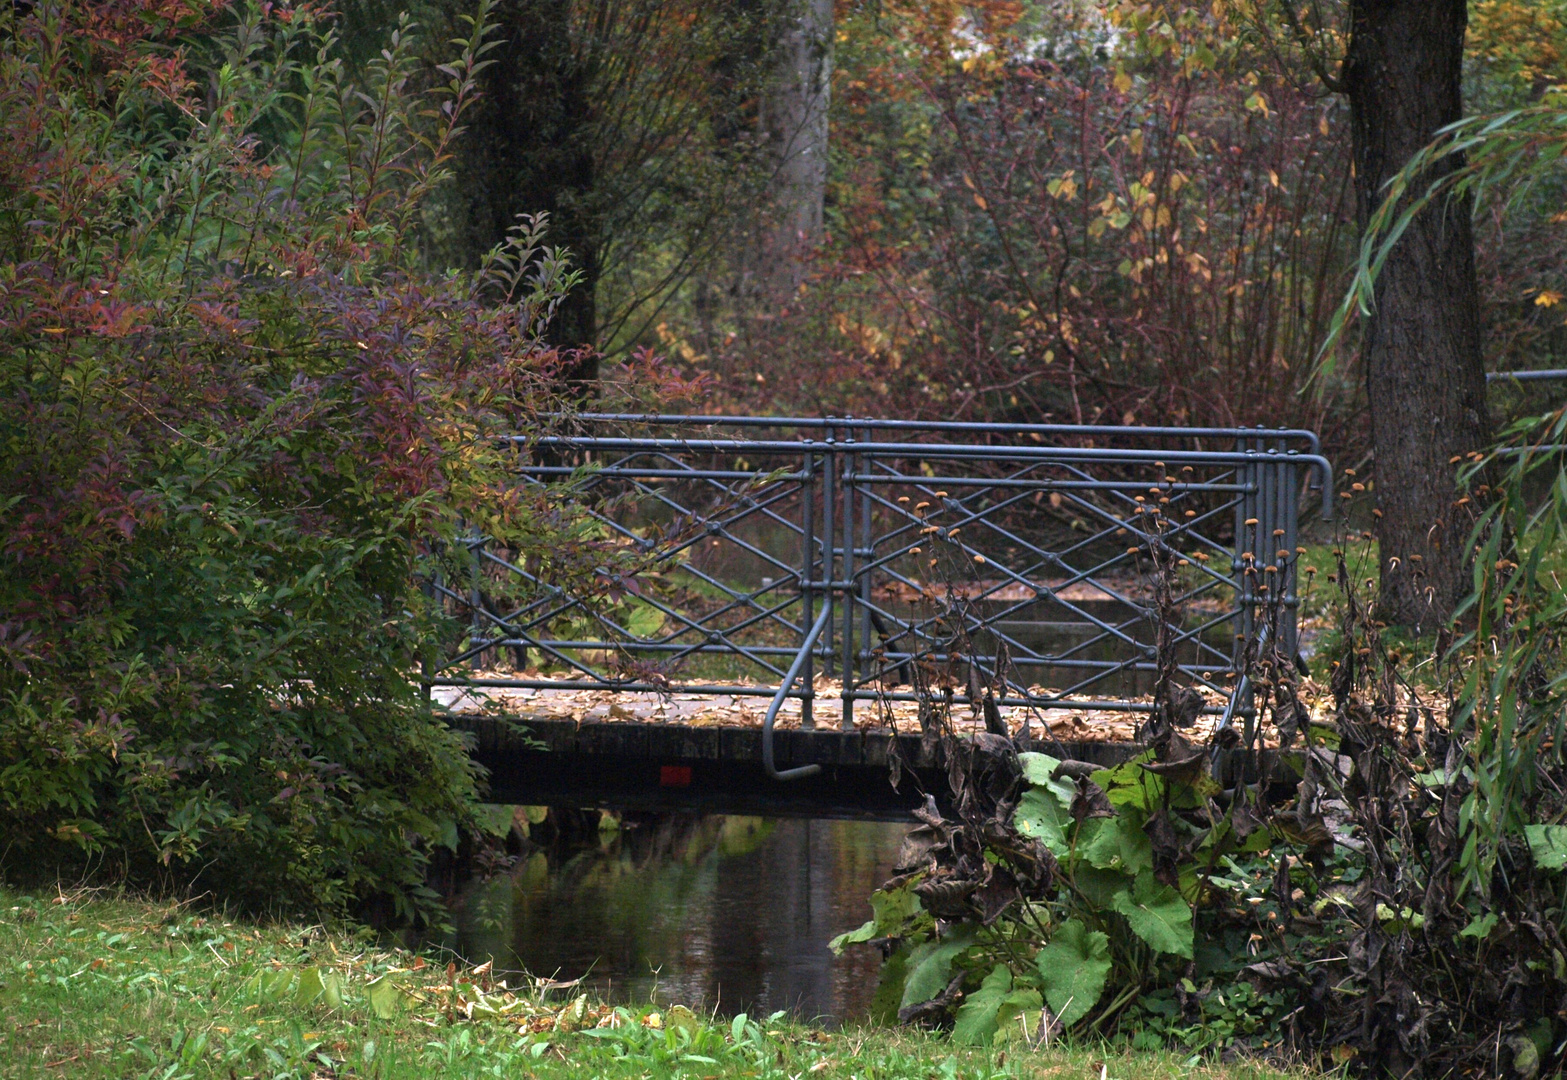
[0, 0, 580, 926]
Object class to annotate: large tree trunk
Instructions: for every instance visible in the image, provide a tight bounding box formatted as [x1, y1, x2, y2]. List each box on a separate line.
[457, 0, 600, 381]
[751, 0, 831, 305]
[1345, 0, 1489, 627]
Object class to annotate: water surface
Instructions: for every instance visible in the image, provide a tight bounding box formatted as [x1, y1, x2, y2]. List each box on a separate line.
[451, 815, 906, 1023]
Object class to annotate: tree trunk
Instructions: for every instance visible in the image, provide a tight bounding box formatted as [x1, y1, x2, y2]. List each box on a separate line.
[1345, 0, 1489, 627]
[457, 0, 600, 380]
[751, 0, 831, 305]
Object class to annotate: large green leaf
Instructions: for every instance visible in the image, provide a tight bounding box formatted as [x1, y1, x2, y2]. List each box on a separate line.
[473, 804, 516, 837]
[871, 881, 922, 930]
[1074, 864, 1135, 908]
[366, 973, 406, 1019]
[1091, 753, 1161, 812]
[1015, 789, 1071, 855]
[1019, 753, 1078, 807]
[294, 966, 325, 1006]
[1079, 813, 1153, 875]
[1112, 871, 1194, 958]
[952, 964, 1012, 1045]
[1526, 824, 1567, 870]
[829, 880, 923, 953]
[828, 920, 877, 953]
[252, 968, 294, 1002]
[623, 602, 666, 639]
[900, 927, 976, 1009]
[993, 988, 1044, 1045]
[868, 944, 912, 1025]
[1036, 919, 1111, 1027]
[321, 970, 345, 1010]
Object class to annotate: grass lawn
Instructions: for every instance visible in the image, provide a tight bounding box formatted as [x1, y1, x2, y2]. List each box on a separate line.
[0, 887, 1325, 1080]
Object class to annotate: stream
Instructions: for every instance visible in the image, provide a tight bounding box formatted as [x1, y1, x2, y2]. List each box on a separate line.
[448, 814, 907, 1024]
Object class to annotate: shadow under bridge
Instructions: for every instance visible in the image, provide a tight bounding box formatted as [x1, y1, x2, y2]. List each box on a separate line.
[426, 415, 1332, 820]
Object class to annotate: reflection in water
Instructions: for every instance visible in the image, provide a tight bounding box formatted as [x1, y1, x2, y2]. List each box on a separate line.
[451, 816, 905, 1023]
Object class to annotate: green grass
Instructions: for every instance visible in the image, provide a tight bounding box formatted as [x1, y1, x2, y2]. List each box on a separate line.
[1292, 538, 1459, 694]
[0, 887, 1323, 1079]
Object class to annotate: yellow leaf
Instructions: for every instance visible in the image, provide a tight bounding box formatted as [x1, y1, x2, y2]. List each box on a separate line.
[1536, 289, 1563, 307]
[1113, 68, 1132, 94]
[973, 193, 988, 211]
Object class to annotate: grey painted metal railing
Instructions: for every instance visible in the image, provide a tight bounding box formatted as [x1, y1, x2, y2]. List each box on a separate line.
[1487, 370, 1567, 383]
[425, 416, 1329, 776]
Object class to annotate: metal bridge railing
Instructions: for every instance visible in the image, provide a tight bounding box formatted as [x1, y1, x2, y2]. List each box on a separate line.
[424, 416, 1331, 777]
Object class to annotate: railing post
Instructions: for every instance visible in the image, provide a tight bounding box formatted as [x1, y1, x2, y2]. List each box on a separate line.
[1228, 432, 1303, 745]
[821, 426, 836, 679]
[1232, 433, 1258, 727]
[1278, 447, 1301, 662]
[857, 422, 874, 714]
[800, 445, 816, 730]
[840, 420, 857, 731]
[467, 524, 485, 672]
[421, 551, 439, 705]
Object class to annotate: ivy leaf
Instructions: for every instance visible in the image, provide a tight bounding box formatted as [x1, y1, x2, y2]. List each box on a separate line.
[1036, 919, 1111, 1027]
[901, 927, 976, 1009]
[1112, 871, 1194, 958]
[1525, 824, 1567, 870]
[952, 964, 1012, 1045]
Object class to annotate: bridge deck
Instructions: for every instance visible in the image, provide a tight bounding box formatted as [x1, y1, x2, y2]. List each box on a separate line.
[431, 675, 1244, 743]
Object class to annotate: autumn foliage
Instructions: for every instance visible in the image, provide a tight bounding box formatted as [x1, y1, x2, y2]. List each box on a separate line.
[0, 0, 582, 923]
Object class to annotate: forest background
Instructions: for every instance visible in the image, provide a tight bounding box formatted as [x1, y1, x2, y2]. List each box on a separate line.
[388, 0, 1566, 446]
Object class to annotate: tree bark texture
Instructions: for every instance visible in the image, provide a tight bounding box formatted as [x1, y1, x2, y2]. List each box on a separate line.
[1345, 0, 1489, 627]
[751, 0, 831, 304]
[457, 0, 600, 378]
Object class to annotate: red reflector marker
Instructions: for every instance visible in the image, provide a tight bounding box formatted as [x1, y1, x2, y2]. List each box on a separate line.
[659, 765, 692, 788]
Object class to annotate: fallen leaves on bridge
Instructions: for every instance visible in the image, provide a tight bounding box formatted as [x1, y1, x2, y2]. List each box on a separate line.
[432, 674, 1333, 746]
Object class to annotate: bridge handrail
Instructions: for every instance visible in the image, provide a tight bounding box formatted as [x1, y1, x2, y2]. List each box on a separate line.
[432, 414, 1331, 759]
[554, 412, 1323, 457]
[513, 435, 1334, 519]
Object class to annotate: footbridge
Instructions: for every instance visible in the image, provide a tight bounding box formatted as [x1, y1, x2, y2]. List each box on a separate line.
[426, 415, 1331, 820]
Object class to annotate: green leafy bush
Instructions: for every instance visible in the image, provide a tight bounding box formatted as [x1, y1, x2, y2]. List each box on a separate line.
[831, 743, 1283, 1049]
[0, 0, 582, 925]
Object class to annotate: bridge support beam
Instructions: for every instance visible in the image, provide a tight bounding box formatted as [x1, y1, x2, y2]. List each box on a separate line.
[455, 715, 1148, 822]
